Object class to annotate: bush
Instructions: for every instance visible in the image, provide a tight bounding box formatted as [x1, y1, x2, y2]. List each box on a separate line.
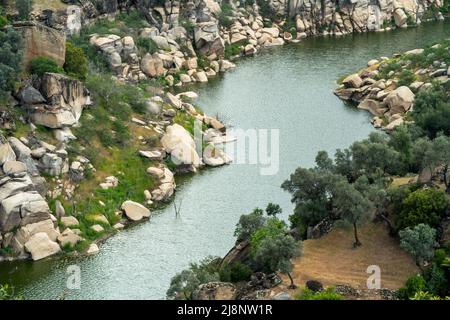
[295, 287, 342, 300]
[136, 37, 158, 55]
[0, 15, 8, 28]
[0, 284, 21, 300]
[64, 42, 88, 80]
[219, 262, 253, 283]
[16, 0, 33, 20]
[395, 188, 449, 230]
[398, 274, 427, 299]
[29, 56, 64, 76]
[0, 27, 22, 101]
[397, 69, 416, 87]
[411, 82, 450, 138]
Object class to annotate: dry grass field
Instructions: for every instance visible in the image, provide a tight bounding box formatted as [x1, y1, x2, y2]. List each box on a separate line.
[277, 223, 419, 294]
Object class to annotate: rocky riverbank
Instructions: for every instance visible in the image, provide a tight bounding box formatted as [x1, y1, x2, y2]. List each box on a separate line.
[334, 40, 450, 131]
[1, 0, 448, 263]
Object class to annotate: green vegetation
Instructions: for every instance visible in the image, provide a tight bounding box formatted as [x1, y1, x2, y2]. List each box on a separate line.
[168, 204, 301, 298]
[400, 224, 437, 270]
[224, 39, 249, 59]
[218, 2, 234, 28]
[0, 14, 8, 28]
[0, 284, 21, 300]
[397, 274, 427, 299]
[411, 82, 450, 138]
[29, 56, 64, 76]
[295, 287, 343, 300]
[393, 188, 449, 230]
[16, 0, 33, 20]
[167, 256, 221, 300]
[0, 27, 22, 102]
[64, 42, 88, 80]
[136, 37, 158, 55]
[397, 69, 417, 87]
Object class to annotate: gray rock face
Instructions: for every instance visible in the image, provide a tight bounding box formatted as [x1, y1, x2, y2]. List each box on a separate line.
[194, 22, 225, 57]
[7, 137, 39, 175]
[18, 86, 46, 105]
[0, 191, 50, 233]
[0, 135, 16, 165]
[29, 73, 91, 129]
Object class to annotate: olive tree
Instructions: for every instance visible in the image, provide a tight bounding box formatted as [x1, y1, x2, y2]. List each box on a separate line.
[166, 257, 220, 300]
[252, 232, 301, 289]
[399, 223, 437, 270]
[332, 179, 373, 247]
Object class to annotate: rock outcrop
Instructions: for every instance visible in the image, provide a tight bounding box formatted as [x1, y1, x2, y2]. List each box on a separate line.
[24, 73, 91, 129]
[13, 21, 66, 69]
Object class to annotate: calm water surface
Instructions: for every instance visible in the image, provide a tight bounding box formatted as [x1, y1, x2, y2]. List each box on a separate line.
[0, 21, 449, 299]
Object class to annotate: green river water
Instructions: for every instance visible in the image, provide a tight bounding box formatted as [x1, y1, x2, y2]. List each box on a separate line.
[0, 20, 449, 299]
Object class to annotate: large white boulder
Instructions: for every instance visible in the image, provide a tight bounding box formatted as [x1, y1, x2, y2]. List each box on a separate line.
[383, 86, 415, 114]
[161, 124, 201, 167]
[121, 200, 151, 221]
[24, 232, 61, 261]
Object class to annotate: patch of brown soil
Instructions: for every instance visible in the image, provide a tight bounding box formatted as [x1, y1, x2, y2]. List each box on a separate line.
[279, 223, 419, 292]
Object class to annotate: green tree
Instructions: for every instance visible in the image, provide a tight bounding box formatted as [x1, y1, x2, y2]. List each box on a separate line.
[64, 41, 88, 80]
[399, 224, 437, 270]
[333, 179, 373, 247]
[395, 188, 449, 230]
[265, 203, 282, 216]
[350, 132, 403, 177]
[16, 0, 33, 20]
[411, 82, 450, 138]
[252, 232, 301, 289]
[234, 208, 266, 242]
[418, 135, 450, 193]
[0, 27, 22, 101]
[398, 274, 427, 299]
[166, 257, 220, 300]
[389, 125, 413, 169]
[250, 217, 288, 253]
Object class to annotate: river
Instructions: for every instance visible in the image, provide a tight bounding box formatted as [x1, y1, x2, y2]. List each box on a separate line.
[0, 20, 449, 299]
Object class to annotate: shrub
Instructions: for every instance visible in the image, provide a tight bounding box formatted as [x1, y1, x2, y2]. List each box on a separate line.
[0, 284, 21, 300]
[136, 37, 158, 55]
[64, 42, 88, 80]
[399, 224, 437, 269]
[397, 69, 416, 87]
[395, 188, 449, 230]
[0, 27, 22, 101]
[295, 287, 342, 300]
[234, 208, 266, 242]
[0, 15, 8, 28]
[167, 256, 221, 300]
[219, 262, 253, 283]
[397, 274, 427, 299]
[224, 40, 249, 59]
[411, 82, 450, 138]
[29, 56, 64, 76]
[16, 0, 33, 20]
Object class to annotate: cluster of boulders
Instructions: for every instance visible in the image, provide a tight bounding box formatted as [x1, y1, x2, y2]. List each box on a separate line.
[0, 133, 85, 261]
[18, 72, 91, 129]
[271, 0, 444, 35]
[335, 45, 449, 131]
